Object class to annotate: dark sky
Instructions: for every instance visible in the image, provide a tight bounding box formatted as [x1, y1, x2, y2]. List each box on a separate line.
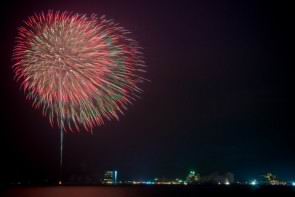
[0, 0, 293, 182]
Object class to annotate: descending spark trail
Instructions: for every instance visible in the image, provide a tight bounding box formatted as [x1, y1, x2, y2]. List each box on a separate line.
[13, 10, 146, 183]
[60, 127, 63, 183]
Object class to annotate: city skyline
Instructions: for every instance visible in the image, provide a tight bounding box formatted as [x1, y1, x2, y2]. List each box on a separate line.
[8, 169, 295, 187]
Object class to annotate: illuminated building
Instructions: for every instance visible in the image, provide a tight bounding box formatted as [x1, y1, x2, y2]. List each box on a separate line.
[263, 173, 287, 186]
[102, 170, 118, 184]
[186, 170, 200, 184]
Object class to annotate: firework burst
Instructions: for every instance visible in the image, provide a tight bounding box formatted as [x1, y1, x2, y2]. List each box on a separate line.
[13, 11, 146, 132]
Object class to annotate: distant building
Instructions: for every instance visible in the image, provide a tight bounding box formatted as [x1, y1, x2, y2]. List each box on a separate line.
[186, 170, 200, 184]
[263, 173, 287, 186]
[102, 170, 118, 184]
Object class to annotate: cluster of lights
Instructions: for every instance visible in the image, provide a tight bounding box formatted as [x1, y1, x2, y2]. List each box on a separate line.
[248, 179, 295, 187]
[131, 181, 158, 185]
[129, 179, 187, 185]
[101, 170, 295, 187]
[133, 180, 295, 187]
[145, 181, 155, 185]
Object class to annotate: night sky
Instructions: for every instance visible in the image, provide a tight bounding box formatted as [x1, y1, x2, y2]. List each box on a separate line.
[0, 1, 293, 182]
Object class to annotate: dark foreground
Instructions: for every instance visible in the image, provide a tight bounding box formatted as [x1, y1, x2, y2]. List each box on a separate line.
[1, 185, 295, 197]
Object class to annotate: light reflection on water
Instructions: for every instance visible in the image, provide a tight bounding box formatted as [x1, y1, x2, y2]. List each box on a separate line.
[3, 187, 148, 197]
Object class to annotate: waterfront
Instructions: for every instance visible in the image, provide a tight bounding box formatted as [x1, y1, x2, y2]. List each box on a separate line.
[2, 185, 295, 197]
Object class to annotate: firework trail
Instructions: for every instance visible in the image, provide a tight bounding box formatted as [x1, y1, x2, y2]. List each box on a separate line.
[13, 10, 146, 182]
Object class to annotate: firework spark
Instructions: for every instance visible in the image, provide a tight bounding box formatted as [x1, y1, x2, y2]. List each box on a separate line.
[13, 11, 146, 132]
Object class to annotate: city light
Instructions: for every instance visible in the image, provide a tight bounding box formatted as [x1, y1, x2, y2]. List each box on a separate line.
[250, 180, 257, 186]
[145, 181, 155, 185]
[98, 170, 294, 187]
[102, 170, 118, 184]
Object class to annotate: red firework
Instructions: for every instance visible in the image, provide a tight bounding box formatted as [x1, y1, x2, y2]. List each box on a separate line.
[13, 10, 146, 132]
